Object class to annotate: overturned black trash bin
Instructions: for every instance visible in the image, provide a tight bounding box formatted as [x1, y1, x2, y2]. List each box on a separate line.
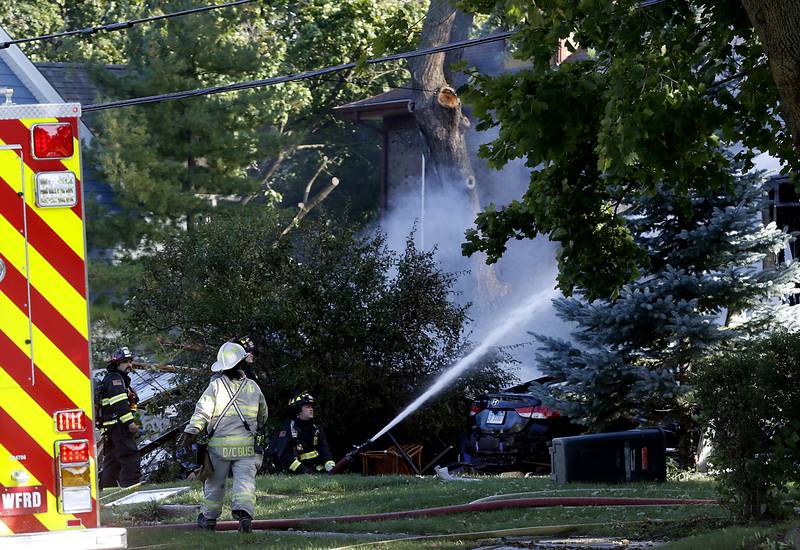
[550, 428, 667, 483]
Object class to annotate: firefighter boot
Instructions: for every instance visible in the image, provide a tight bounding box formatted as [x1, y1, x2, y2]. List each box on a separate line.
[197, 512, 216, 531]
[232, 509, 252, 533]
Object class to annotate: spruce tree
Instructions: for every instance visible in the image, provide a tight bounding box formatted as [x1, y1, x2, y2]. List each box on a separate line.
[534, 173, 800, 462]
[91, 2, 269, 243]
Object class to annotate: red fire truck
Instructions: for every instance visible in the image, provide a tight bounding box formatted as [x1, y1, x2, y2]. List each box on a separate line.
[0, 97, 126, 547]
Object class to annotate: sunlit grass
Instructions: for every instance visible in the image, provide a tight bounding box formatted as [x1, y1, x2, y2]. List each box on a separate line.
[659, 522, 800, 549]
[111, 473, 734, 549]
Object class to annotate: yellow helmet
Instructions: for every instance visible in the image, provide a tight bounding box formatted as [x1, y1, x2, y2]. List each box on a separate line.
[288, 391, 314, 413]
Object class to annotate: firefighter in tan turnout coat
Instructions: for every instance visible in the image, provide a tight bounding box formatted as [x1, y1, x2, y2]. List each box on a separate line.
[179, 341, 267, 533]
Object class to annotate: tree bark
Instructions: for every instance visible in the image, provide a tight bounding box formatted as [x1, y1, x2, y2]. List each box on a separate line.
[741, 0, 800, 158]
[444, 9, 473, 87]
[410, 0, 507, 299]
[409, 0, 473, 194]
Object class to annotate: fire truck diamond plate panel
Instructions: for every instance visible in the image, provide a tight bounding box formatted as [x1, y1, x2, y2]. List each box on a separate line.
[0, 103, 81, 120]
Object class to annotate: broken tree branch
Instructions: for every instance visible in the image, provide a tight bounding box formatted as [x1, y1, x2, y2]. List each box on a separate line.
[277, 175, 340, 241]
[303, 155, 330, 204]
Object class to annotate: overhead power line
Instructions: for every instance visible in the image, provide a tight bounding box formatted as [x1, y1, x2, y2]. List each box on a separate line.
[637, 0, 669, 7]
[84, 31, 515, 112]
[0, 0, 255, 50]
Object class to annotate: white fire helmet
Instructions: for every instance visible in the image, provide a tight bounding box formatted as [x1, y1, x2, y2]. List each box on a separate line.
[211, 341, 248, 373]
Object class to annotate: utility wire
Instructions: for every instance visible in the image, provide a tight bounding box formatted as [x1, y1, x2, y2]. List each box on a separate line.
[312, 75, 439, 94]
[637, 0, 669, 7]
[84, 31, 514, 112]
[0, 0, 255, 50]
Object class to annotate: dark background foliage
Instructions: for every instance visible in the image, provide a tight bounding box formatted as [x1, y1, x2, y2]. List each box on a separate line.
[128, 208, 514, 459]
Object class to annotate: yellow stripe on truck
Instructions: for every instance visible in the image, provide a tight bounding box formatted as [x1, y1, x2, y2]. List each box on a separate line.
[0, 215, 88, 339]
[0, 371, 58, 458]
[0, 292, 92, 417]
[31, 324, 92, 417]
[0, 139, 85, 261]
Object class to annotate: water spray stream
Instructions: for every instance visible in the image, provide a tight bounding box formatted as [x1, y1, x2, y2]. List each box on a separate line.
[369, 288, 556, 443]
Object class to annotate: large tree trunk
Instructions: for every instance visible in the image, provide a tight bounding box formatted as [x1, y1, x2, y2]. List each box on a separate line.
[409, 0, 507, 300]
[741, 1, 800, 158]
[409, 0, 474, 195]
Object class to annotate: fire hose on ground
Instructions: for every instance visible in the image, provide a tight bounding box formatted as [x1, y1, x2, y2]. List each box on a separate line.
[142, 497, 718, 532]
[326, 517, 727, 550]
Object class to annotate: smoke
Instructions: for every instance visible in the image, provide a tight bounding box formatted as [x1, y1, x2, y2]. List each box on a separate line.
[377, 131, 573, 383]
[371, 288, 556, 441]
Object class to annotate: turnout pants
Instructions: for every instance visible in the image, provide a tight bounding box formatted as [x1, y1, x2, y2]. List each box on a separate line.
[202, 449, 261, 519]
[100, 423, 140, 488]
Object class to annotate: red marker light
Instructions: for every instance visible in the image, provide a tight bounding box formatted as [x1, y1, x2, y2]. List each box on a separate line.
[32, 123, 74, 159]
[55, 410, 86, 432]
[58, 440, 90, 464]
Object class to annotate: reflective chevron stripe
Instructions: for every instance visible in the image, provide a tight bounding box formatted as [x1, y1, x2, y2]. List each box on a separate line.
[0, 107, 97, 536]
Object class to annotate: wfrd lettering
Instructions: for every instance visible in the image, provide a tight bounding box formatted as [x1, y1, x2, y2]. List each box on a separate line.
[1, 491, 42, 510]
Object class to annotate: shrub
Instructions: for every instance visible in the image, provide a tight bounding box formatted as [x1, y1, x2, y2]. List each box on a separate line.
[694, 332, 800, 519]
[127, 209, 513, 458]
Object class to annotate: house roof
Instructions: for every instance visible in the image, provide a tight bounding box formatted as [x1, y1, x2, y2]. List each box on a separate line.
[0, 26, 94, 138]
[0, 26, 120, 212]
[334, 37, 508, 121]
[0, 28, 65, 104]
[34, 62, 127, 133]
[334, 40, 593, 122]
[333, 87, 414, 120]
[35, 62, 126, 107]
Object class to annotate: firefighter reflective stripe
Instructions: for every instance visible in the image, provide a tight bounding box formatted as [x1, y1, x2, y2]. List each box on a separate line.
[102, 393, 128, 406]
[325, 460, 335, 470]
[299, 450, 319, 461]
[186, 377, 267, 451]
[119, 412, 134, 424]
[102, 420, 118, 427]
[232, 492, 256, 503]
[0, 113, 97, 536]
[208, 436, 253, 446]
[289, 459, 302, 472]
[203, 498, 223, 513]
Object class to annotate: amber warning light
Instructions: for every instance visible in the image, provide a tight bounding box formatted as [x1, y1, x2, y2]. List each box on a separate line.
[32, 122, 74, 159]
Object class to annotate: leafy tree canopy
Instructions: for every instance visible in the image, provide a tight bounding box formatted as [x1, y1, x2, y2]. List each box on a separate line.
[534, 171, 800, 462]
[459, 0, 798, 299]
[127, 209, 513, 454]
[88, 0, 419, 247]
[0, 0, 143, 63]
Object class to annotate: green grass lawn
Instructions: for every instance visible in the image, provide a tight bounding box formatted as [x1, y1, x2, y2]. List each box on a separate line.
[102, 473, 795, 549]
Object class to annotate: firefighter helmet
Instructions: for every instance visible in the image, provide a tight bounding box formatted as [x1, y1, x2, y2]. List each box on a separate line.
[211, 341, 248, 372]
[237, 335, 255, 354]
[289, 391, 314, 414]
[109, 346, 133, 366]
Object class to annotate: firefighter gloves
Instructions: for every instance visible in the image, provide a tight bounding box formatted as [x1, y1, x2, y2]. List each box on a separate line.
[178, 432, 197, 454]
